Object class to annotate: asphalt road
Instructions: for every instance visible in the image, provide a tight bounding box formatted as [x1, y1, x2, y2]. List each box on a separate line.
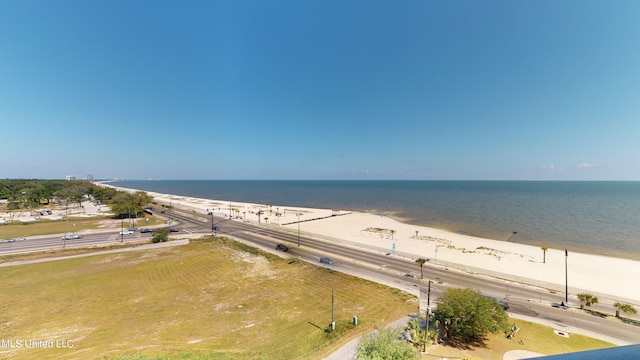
[0, 229, 153, 253]
[2, 207, 639, 345]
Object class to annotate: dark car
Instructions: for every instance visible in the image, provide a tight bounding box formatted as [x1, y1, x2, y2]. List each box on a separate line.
[276, 243, 289, 252]
[552, 302, 569, 310]
[319, 257, 334, 265]
[140, 228, 152, 233]
[168, 227, 178, 232]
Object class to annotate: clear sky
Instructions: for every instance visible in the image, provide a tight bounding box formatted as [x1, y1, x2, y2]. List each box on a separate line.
[1, 0, 639, 180]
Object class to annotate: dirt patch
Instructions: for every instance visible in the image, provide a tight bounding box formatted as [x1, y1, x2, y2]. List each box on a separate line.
[96, 219, 121, 228]
[228, 250, 276, 278]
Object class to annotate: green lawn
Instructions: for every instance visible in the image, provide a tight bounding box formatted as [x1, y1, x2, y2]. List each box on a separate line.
[0, 236, 417, 360]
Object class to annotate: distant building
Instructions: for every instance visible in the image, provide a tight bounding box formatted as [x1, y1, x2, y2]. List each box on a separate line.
[86, 173, 95, 181]
[65, 175, 77, 181]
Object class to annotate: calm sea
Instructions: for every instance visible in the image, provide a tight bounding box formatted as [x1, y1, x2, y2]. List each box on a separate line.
[111, 180, 640, 260]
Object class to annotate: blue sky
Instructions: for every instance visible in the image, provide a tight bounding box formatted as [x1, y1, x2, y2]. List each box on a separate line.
[1, 0, 639, 180]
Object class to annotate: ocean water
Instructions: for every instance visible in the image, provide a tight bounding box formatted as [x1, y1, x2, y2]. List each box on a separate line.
[111, 180, 640, 260]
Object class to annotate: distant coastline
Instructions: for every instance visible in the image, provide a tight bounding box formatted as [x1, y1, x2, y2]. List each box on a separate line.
[111, 180, 640, 260]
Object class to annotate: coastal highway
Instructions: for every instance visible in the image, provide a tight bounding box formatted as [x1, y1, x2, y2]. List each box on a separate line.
[170, 207, 640, 345]
[3, 207, 639, 345]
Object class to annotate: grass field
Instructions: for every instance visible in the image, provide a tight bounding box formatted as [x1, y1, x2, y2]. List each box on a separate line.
[0, 236, 417, 360]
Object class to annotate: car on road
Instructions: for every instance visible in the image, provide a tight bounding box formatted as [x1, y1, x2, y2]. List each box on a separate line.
[127, 228, 139, 232]
[140, 228, 152, 233]
[482, 295, 509, 310]
[276, 243, 289, 252]
[319, 257, 334, 265]
[62, 234, 80, 240]
[552, 302, 569, 310]
[119, 230, 134, 235]
[168, 227, 178, 232]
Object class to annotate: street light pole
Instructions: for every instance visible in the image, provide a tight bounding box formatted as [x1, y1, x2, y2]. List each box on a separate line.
[565, 249, 568, 303]
[63, 204, 68, 249]
[331, 289, 335, 331]
[297, 212, 300, 247]
[424, 279, 431, 352]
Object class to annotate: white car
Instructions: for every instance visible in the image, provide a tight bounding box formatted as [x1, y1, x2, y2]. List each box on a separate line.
[119, 230, 134, 235]
[6, 237, 26, 242]
[62, 234, 80, 240]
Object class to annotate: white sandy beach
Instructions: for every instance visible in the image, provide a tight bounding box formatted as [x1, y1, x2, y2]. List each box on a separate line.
[128, 187, 640, 305]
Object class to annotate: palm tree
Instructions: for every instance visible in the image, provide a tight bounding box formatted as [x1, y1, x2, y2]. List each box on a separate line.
[614, 302, 637, 318]
[415, 258, 427, 279]
[577, 293, 599, 308]
[433, 316, 451, 340]
[406, 317, 425, 349]
[541, 246, 548, 263]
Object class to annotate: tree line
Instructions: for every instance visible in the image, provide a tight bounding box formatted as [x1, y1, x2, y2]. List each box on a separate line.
[0, 179, 153, 219]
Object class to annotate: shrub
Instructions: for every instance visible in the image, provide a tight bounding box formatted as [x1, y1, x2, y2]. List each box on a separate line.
[152, 228, 168, 243]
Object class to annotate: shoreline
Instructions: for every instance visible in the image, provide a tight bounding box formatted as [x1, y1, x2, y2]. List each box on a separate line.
[383, 214, 640, 262]
[106, 181, 640, 262]
[105, 183, 640, 304]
